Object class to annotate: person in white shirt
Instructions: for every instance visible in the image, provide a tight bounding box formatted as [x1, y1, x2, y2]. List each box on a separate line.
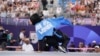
[19, 29, 26, 45]
[56, 6, 63, 17]
[42, 10, 49, 18]
[22, 38, 34, 52]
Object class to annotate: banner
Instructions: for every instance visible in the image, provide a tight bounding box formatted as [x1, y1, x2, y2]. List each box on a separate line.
[35, 16, 72, 40]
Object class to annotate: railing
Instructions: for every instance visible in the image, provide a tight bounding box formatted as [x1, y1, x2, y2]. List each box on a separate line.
[0, 17, 99, 26]
[0, 17, 30, 26]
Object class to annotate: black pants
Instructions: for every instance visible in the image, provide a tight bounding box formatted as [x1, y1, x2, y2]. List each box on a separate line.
[38, 37, 58, 51]
[43, 36, 59, 51]
[41, 35, 70, 51]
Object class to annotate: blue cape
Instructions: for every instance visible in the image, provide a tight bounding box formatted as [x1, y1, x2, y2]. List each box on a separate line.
[35, 16, 72, 40]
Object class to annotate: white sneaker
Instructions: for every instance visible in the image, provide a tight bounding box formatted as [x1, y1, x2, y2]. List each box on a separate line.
[58, 46, 66, 53]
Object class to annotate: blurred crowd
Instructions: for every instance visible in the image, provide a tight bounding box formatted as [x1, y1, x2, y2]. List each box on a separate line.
[66, 0, 100, 26]
[0, 0, 40, 18]
[0, 0, 100, 26]
[66, 0, 100, 18]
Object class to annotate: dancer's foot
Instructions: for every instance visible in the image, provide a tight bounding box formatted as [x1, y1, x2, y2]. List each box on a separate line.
[58, 46, 66, 53]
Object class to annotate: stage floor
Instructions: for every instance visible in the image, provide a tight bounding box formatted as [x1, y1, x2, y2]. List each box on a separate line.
[0, 51, 100, 56]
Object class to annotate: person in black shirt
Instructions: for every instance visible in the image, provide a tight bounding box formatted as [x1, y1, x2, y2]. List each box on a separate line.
[41, 0, 48, 10]
[0, 30, 8, 50]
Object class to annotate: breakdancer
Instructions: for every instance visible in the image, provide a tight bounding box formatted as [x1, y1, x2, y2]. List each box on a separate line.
[30, 13, 71, 53]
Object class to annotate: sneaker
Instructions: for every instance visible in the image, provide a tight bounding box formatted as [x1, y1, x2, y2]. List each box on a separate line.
[58, 46, 66, 53]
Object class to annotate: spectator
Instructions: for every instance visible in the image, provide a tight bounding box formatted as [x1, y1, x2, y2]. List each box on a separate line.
[95, 9, 100, 18]
[94, 45, 100, 53]
[42, 9, 49, 18]
[0, 8, 7, 18]
[19, 28, 26, 45]
[22, 38, 34, 52]
[0, 29, 9, 50]
[78, 42, 87, 52]
[7, 32, 18, 51]
[91, 40, 97, 48]
[56, 6, 63, 17]
[68, 42, 76, 52]
[41, 0, 48, 10]
[87, 40, 97, 52]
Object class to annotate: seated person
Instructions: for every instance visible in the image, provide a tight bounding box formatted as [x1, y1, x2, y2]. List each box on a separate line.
[68, 42, 76, 52]
[94, 45, 100, 53]
[7, 32, 18, 51]
[22, 38, 34, 52]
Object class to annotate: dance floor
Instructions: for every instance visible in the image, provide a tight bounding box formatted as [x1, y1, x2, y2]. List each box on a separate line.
[0, 51, 100, 56]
